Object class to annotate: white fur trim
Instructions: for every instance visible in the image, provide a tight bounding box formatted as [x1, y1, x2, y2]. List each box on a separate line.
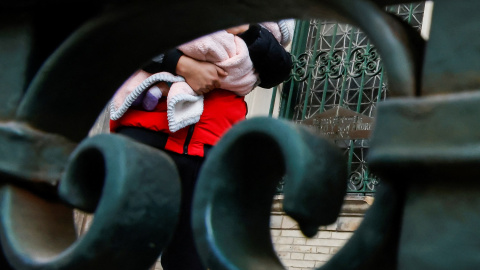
[110, 72, 184, 120]
[167, 94, 204, 133]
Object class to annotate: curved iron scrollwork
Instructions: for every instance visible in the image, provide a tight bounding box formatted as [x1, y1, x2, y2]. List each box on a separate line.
[0, 134, 181, 270]
[348, 171, 380, 193]
[313, 50, 344, 80]
[192, 117, 405, 270]
[192, 117, 348, 269]
[291, 53, 311, 82]
[0, 1, 198, 268]
[290, 45, 382, 84]
[348, 47, 383, 78]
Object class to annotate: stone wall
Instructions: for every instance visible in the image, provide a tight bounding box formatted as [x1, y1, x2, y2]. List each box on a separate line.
[150, 194, 372, 270]
[270, 195, 372, 270]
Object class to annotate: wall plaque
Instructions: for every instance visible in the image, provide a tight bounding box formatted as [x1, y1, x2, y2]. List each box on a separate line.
[301, 106, 374, 140]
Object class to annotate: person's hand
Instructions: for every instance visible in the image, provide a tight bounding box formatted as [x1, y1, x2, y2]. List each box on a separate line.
[226, 24, 249, 35]
[176, 55, 228, 95]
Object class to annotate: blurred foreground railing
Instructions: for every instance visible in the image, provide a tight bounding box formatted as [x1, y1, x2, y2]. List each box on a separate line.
[1, 0, 480, 270]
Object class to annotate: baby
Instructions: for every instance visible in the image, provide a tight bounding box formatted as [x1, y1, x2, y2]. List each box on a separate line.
[111, 20, 294, 132]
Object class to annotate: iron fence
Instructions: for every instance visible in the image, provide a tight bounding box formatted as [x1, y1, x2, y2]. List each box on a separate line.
[274, 2, 426, 194]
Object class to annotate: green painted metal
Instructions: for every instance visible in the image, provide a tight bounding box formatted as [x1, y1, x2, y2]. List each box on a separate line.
[355, 42, 370, 113]
[0, 18, 30, 121]
[421, 1, 480, 95]
[368, 90, 480, 269]
[193, 117, 347, 269]
[338, 29, 356, 108]
[319, 24, 339, 113]
[301, 21, 323, 121]
[407, 4, 414, 23]
[4, 0, 480, 270]
[268, 86, 277, 117]
[277, 3, 425, 193]
[377, 69, 386, 101]
[284, 20, 307, 118]
[0, 122, 76, 189]
[347, 41, 372, 183]
[1, 134, 181, 270]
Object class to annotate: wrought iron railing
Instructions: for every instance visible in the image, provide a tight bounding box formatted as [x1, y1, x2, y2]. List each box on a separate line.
[3, 0, 480, 270]
[273, 2, 426, 194]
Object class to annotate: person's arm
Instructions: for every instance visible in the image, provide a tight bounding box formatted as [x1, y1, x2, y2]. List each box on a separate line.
[141, 49, 183, 75]
[142, 49, 228, 95]
[226, 24, 249, 35]
[176, 55, 228, 95]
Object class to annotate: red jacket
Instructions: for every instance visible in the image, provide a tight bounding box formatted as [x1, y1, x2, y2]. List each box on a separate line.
[110, 89, 247, 157]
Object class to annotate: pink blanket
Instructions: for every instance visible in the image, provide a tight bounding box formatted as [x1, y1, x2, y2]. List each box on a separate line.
[111, 20, 295, 133]
[174, 30, 258, 96]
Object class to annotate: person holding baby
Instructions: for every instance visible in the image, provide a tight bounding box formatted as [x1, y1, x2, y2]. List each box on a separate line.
[110, 20, 294, 270]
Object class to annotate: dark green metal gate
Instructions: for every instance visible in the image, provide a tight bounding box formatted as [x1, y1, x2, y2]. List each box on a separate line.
[273, 2, 427, 193]
[5, 0, 480, 269]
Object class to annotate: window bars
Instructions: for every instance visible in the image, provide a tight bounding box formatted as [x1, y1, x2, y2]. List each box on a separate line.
[274, 2, 426, 194]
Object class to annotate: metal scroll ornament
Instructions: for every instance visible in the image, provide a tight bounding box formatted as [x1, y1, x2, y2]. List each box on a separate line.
[313, 50, 344, 80]
[192, 117, 348, 269]
[0, 134, 181, 270]
[1, 0, 419, 268]
[348, 47, 382, 78]
[192, 117, 404, 270]
[0, 1, 193, 268]
[4, 0, 479, 270]
[292, 53, 311, 82]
